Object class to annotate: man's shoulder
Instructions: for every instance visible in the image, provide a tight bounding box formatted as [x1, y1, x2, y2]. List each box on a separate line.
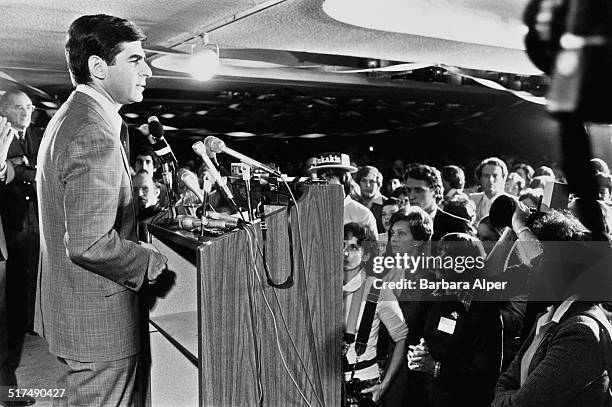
[47, 92, 115, 139]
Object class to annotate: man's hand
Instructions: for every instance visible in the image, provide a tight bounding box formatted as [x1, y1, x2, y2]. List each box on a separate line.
[140, 241, 168, 283]
[360, 382, 386, 404]
[0, 116, 16, 167]
[407, 338, 437, 375]
[511, 200, 532, 232]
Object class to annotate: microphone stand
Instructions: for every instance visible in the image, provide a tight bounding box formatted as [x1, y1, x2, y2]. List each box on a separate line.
[199, 174, 213, 241]
[162, 162, 178, 220]
[241, 164, 254, 222]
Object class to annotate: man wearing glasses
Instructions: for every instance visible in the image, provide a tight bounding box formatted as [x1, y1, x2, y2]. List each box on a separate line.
[0, 90, 42, 348]
[404, 164, 474, 241]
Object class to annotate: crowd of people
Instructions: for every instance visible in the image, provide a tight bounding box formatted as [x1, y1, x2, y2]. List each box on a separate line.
[0, 11, 612, 407]
[312, 152, 612, 406]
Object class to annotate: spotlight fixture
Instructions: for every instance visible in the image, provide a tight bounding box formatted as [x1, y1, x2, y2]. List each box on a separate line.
[189, 33, 219, 82]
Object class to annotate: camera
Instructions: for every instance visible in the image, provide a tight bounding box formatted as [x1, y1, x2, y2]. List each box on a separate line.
[344, 378, 376, 407]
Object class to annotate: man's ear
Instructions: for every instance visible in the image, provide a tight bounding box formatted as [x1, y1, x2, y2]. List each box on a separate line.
[88, 55, 108, 80]
[154, 187, 160, 198]
[362, 250, 370, 263]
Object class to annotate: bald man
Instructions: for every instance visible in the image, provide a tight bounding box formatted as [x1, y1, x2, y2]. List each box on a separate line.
[0, 90, 43, 344]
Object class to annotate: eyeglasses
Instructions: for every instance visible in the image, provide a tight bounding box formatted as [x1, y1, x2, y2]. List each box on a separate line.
[12, 104, 35, 112]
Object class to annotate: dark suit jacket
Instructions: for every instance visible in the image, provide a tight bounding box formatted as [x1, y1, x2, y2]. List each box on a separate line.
[432, 207, 476, 241]
[493, 302, 612, 407]
[0, 163, 14, 384]
[35, 90, 165, 362]
[0, 126, 42, 231]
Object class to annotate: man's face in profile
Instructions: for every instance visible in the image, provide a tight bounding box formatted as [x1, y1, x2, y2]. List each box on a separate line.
[104, 41, 152, 105]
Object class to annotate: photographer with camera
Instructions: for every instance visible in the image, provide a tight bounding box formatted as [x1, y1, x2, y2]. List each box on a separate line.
[342, 223, 407, 406]
[492, 200, 612, 406]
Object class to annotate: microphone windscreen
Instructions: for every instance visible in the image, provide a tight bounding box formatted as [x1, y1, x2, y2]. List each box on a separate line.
[489, 195, 517, 229]
[204, 136, 225, 154]
[147, 116, 164, 140]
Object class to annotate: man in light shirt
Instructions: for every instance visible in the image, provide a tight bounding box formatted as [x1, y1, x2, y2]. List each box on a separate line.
[470, 157, 509, 224]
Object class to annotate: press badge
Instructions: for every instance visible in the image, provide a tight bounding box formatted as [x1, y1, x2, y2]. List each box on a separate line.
[437, 316, 456, 334]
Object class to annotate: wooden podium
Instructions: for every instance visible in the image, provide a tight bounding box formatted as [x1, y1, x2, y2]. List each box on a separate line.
[146, 184, 343, 407]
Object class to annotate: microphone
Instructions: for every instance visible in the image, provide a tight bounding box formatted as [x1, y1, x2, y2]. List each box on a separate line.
[204, 136, 281, 176]
[178, 168, 204, 203]
[489, 195, 519, 229]
[192, 141, 236, 203]
[176, 215, 237, 230]
[194, 207, 245, 227]
[147, 116, 177, 164]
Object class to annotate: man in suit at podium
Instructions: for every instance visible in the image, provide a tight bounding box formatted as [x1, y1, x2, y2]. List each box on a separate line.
[36, 14, 167, 406]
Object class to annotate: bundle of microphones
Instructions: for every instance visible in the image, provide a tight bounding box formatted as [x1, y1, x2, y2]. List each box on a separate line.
[140, 116, 283, 233]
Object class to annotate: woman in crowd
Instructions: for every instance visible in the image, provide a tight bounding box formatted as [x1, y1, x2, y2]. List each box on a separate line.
[493, 210, 612, 407]
[382, 206, 435, 406]
[407, 233, 502, 407]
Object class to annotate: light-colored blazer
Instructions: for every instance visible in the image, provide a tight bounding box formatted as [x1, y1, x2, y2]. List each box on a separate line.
[35, 91, 164, 362]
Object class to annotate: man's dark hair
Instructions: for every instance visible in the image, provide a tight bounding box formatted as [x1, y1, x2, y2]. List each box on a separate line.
[530, 210, 590, 242]
[475, 157, 508, 180]
[319, 168, 352, 196]
[66, 14, 146, 85]
[391, 186, 408, 198]
[344, 222, 378, 271]
[443, 196, 476, 223]
[441, 165, 465, 190]
[404, 164, 443, 203]
[382, 197, 401, 208]
[134, 146, 160, 169]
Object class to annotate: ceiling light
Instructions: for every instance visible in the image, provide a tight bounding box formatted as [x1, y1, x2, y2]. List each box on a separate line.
[189, 34, 219, 82]
[160, 113, 176, 119]
[123, 112, 139, 119]
[299, 133, 327, 139]
[226, 132, 256, 138]
[323, 0, 528, 50]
